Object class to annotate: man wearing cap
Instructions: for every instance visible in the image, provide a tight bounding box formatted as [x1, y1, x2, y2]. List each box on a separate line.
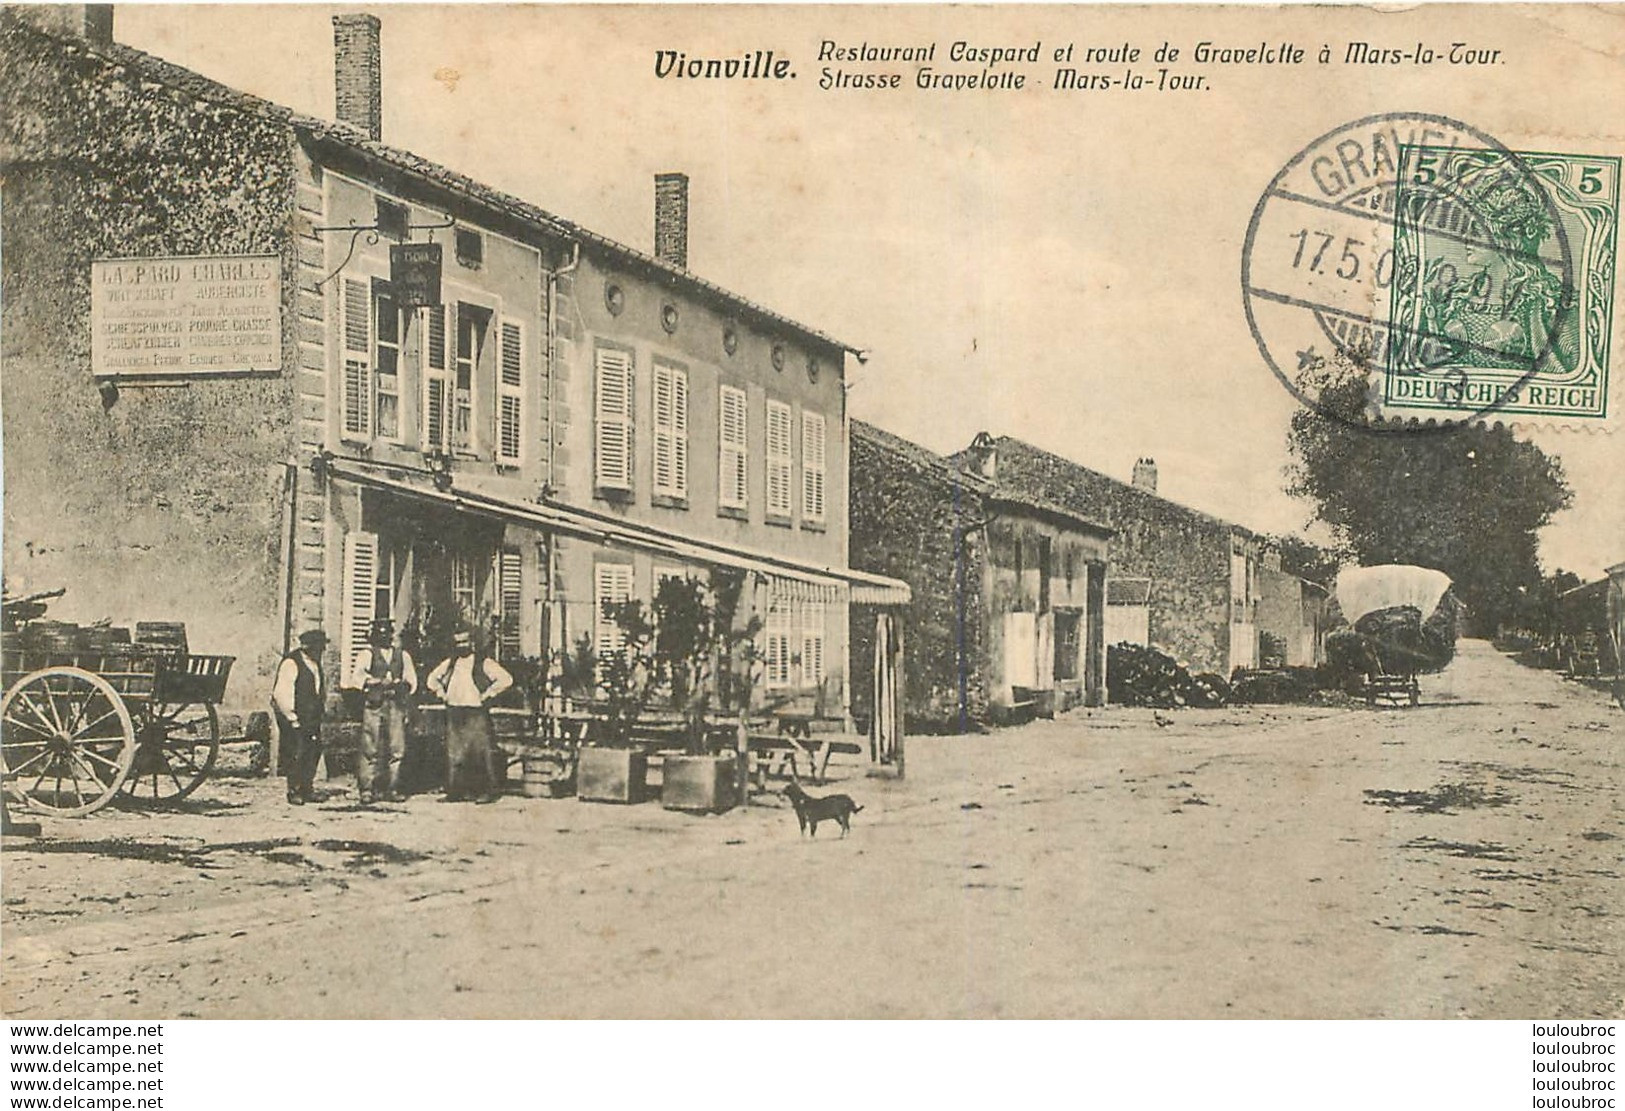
[344, 618, 417, 805]
[424, 629, 513, 803]
[272, 629, 329, 806]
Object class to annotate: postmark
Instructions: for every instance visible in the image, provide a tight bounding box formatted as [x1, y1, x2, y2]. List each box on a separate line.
[1241, 112, 1616, 431]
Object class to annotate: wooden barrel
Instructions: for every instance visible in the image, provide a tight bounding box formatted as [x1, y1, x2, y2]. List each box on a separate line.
[521, 759, 552, 798]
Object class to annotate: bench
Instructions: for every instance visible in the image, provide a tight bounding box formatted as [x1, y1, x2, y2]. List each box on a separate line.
[748, 725, 864, 785]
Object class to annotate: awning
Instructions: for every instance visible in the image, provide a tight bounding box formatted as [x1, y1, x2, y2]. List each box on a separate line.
[327, 460, 911, 605]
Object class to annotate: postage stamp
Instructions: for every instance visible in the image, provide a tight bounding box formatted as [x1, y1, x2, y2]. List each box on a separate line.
[1384, 147, 1618, 423]
[1242, 112, 1618, 430]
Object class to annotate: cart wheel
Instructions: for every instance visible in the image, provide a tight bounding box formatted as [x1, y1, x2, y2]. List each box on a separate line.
[123, 703, 219, 804]
[1, 667, 136, 817]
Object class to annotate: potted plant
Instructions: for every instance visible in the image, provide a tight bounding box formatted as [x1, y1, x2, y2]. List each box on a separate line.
[650, 574, 761, 813]
[576, 607, 658, 804]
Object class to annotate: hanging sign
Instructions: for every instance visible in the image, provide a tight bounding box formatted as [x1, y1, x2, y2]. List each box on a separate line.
[391, 242, 443, 309]
[91, 255, 281, 379]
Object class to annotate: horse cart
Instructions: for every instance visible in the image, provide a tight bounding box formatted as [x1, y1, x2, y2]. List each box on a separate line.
[0, 608, 234, 817]
[1325, 565, 1459, 708]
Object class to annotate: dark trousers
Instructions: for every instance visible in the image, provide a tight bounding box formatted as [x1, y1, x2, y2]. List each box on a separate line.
[444, 706, 499, 800]
[277, 713, 323, 800]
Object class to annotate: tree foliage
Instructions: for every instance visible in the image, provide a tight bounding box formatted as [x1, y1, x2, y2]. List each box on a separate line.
[1286, 356, 1572, 633]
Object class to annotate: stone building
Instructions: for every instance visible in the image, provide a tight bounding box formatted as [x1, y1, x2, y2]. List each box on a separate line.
[0, 7, 906, 718]
[1256, 550, 1330, 668]
[952, 434, 1262, 677]
[849, 422, 1109, 730]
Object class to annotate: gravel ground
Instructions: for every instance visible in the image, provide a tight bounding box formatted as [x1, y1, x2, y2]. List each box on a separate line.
[2, 639, 1620, 1018]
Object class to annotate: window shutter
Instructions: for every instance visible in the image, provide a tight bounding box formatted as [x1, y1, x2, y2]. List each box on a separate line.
[341, 531, 378, 678]
[594, 562, 634, 659]
[766, 400, 792, 517]
[800, 601, 825, 687]
[498, 548, 523, 659]
[341, 278, 373, 440]
[802, 410, 826, 522]
[595, 347, 633, 490]
[652, 362, 688, 498]
[671, 367, 688, 496]
[719, 385, 748, 508]
[652, 363, 674, 493]
[497, 321, 523, 465]
[422, 306, 449, 451]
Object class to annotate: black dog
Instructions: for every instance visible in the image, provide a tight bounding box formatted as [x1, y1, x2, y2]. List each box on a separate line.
[783, 780, 862, 838]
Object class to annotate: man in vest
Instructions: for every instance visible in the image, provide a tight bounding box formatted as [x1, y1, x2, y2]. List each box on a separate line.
[344, 617, 418, 805]
[272, 629, 328, 806]
[424, 628, 513, 803]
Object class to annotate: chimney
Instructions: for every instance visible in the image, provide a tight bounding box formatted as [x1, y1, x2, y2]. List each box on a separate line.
[333, 13, 382, 141]
[654, 172, 689, 269]
[24, 4, 114, 44]
[1132, 457, 1158, 494]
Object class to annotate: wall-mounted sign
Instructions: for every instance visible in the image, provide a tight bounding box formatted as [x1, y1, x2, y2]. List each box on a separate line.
[91, 255, 281, 379]
[391, 243, 442, 309]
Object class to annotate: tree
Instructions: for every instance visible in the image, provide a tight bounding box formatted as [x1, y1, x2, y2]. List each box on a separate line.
[1285, 354, 1572, 634]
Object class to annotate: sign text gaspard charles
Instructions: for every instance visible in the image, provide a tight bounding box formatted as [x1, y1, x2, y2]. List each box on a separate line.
[91, 255, 281, 379]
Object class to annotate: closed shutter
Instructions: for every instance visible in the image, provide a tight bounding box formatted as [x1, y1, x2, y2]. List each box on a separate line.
[594, 562, 634, 659]
[341, 278, 373, 440]
[765, 595, 793, 688]
[766, 399, 792, 517]
[800, 601, 825, 687]
[498, 321, 524, 465]
[719, 385, 748, 508]
[342, 531, 379, 680]
[801, 410, 826, 522]
[422, 305, 449, 452]
[652, 362, 688, 497]
[497, 548, 523, 659]
[595, 347, 633, 490]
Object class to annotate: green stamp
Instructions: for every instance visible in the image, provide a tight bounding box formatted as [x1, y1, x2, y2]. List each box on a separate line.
[1384, 146, 1618, 421]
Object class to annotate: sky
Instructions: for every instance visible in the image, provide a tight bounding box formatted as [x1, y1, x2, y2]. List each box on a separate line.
[114, 4, 1624, 579]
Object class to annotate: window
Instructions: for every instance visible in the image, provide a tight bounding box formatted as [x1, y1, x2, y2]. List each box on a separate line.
[340, 277, 373, 441]
[766, 399, 793, 518]
[719, 385, 748, 510]
[375, 198, 408, 241]
[652, 361, 689, 499]
[595, 562, 634, 659]
[374, 285, 402, 440]
[497, 321, 524, 465]
[453, 305, 487, 454]
[455, 227, 484, 269]
[373, 545, 397, 628]
[452, 551, 478, 622]
[764, 597, 793, 688]
[594, 346, 634, 491]
[801, 410, 826, 522]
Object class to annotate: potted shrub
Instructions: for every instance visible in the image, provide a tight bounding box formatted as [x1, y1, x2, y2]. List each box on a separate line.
[577, 609, 657, 804]
[650, 575, 761, 813]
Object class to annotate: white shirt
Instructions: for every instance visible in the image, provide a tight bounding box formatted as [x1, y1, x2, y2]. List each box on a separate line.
[425, 654, 513, 708]
[271, 651, 324, 727]
[344, 645, 419, 695]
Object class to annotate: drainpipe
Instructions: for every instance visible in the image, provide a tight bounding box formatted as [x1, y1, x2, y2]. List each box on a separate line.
[545, 240, 581, 492]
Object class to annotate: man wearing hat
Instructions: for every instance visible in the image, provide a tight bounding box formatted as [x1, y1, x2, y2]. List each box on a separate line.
[271, 629, 329, 806]
[344, 617, 418, 804]
[424, 628, 513, 803]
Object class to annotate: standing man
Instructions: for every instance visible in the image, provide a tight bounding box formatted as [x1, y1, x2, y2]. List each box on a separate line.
[344, 618, 417, 805]
[272, 629, 328, 806]
[424, 629, 513, 804]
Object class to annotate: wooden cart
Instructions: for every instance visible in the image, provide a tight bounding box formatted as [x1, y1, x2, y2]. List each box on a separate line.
[0, 633, 234, 817]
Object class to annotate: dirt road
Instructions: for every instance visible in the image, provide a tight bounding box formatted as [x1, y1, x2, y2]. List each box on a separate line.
[3, 640, 1620, 1018]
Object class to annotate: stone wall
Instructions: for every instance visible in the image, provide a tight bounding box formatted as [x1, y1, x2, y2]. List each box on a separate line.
[0, 13, 300, 706]
[849, 424, 989, 731]
[984, 440, 1236, 674]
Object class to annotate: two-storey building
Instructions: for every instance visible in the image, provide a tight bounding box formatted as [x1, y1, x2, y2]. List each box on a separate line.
[1, 7, 906, 725]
